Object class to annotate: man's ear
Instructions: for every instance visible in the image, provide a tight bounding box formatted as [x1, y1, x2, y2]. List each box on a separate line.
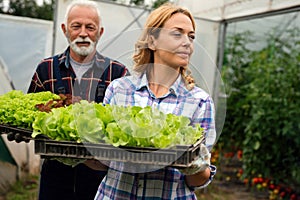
[99, 27, 104, 38]
[148, 35, 157, 51]
[61, 23, 67, 36]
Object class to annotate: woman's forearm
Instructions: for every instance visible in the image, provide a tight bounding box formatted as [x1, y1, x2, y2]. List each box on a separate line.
[185, 167, 211, 187]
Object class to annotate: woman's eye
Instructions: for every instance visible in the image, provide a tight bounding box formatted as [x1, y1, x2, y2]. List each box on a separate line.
[189, 35, 195, 40]
[171, 32, 182, 37]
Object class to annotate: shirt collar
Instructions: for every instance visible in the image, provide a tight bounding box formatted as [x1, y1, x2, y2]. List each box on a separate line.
[135, 72, 186, 97]
[136, 73, 148, 90]
[56, 48, 69, 69]
[60, 47, 106, 70]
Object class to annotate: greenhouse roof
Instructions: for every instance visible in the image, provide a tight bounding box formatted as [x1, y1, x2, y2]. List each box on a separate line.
[175, 0, 300, 22]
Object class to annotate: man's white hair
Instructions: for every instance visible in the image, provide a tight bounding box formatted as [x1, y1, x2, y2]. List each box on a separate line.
[64, 0, 102, 28]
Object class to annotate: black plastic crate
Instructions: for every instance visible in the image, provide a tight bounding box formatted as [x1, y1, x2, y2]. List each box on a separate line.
[0, 123, 204, 167]
[0, 123, 32, 142]
[0, 123, 32, 135]
[34, 137, 204, 168]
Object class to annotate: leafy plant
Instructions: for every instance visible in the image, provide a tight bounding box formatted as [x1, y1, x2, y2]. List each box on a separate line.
[220, 27, 300, 192]
[0, 90, 60, 128]
[32, 100, 204, 148]
[218, 31, 254, 153]
[5, 174, 38, 200]
[242, 28, 300, 189]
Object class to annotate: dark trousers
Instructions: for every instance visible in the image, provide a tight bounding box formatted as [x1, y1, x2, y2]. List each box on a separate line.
[38, 159, 106, 200]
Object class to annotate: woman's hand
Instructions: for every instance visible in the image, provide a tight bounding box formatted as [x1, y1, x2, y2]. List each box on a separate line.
[180, 144, 212, 187]
[185, 167, 211, 187]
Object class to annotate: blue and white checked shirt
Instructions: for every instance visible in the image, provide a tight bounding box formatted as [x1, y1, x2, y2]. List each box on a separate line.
[95, 73, 217, 200]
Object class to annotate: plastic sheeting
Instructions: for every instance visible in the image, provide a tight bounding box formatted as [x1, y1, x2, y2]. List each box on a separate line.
[226, 11, 300, 50]
[175, 0, 300, 21]
[0, 57, 14, 94]
[55, 0, 220, 95]
[0, 14, 53, 92]
[54, 1, 150, 73]
[0, 14, 52, 179]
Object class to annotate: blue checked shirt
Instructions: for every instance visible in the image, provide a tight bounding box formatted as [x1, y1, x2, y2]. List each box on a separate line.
[95, 73, 217, 200]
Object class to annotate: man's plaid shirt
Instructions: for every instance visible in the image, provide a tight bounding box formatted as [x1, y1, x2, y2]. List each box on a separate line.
[28, 47, 128, 103]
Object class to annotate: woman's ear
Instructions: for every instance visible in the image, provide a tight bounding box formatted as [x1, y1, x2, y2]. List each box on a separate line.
[148, 35, 157, 51]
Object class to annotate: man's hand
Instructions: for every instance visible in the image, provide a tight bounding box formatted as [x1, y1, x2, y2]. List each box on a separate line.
[84, 159, 108, 171]
[6, 132, 30, 143]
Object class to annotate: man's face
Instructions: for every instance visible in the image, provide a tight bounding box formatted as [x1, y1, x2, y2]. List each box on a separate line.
[67, 32, 97, 56]
[64, 5, 103, 57]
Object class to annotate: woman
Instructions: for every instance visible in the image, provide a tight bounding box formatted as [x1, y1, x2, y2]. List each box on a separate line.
[95, 3, 217, 199]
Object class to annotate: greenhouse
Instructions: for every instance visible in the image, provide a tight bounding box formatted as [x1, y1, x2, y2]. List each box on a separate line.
[0, 0, 299, 199]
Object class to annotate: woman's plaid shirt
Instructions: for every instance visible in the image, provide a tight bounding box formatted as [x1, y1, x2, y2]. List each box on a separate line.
[95, 74, 217, 199]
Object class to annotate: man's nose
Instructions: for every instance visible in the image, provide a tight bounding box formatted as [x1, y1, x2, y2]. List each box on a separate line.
[79, 26, 88, 37]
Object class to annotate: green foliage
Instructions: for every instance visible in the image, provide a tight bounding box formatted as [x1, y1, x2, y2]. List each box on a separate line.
[0, 90, 60, 128]
[152, 0, 169, 8]
[220, 31, 254, 152]
[0, 0, 4, 13]
[130, 0, 145, 6]
[0, 0, 169, 19]
[32, 100, 204, 148]
[220, 27, 300, 191]
[2, 0, 54, 20]
[5, 174, 38, 200]
[35, 0, 54, 20]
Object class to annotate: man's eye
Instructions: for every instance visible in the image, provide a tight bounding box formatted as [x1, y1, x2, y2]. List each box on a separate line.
[71, 25, 81, 29]
[86, 26, 96, 31]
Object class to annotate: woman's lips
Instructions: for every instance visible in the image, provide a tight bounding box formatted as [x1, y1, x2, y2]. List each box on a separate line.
[177, 52, 190, 59]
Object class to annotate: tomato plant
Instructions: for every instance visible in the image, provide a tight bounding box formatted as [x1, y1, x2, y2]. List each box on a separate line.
[219, 26, 300, 195]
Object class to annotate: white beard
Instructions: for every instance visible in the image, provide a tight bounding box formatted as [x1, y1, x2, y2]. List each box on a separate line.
[68, 36, 97, 56]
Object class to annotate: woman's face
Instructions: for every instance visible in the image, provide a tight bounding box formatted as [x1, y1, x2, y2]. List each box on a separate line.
[152, 13, 195, 71]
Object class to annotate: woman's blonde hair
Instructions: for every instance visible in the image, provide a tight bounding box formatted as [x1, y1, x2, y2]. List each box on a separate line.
[133, 3, 196, 90]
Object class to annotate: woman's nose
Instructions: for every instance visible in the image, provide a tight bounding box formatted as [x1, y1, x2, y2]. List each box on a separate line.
[182, 35, 192, 46]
